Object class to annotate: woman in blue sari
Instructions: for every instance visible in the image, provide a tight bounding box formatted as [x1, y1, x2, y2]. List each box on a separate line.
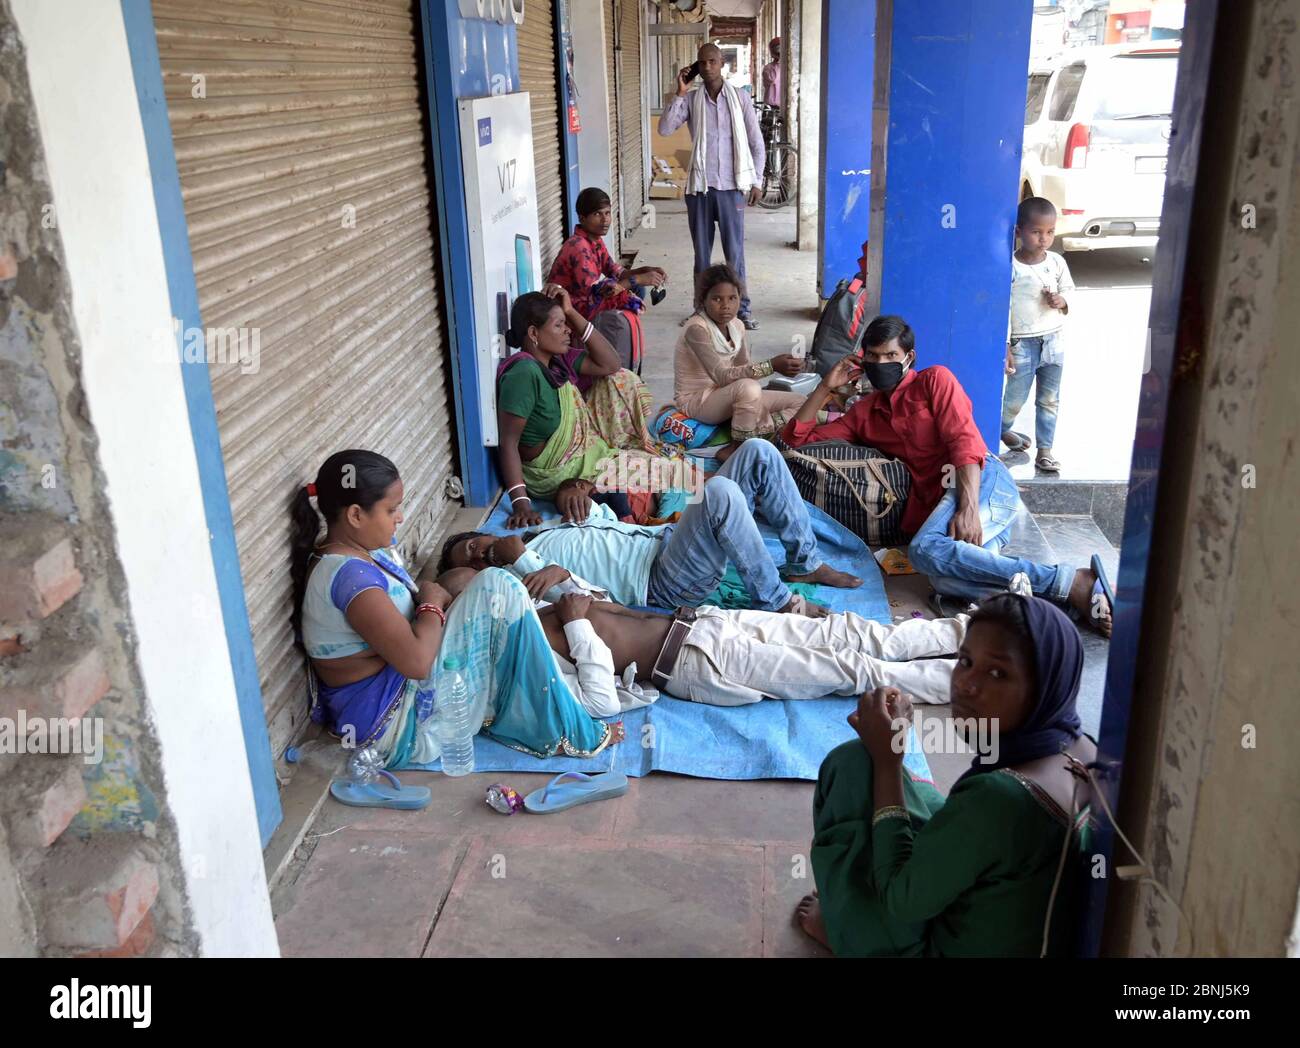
[290, 450, 616, 768]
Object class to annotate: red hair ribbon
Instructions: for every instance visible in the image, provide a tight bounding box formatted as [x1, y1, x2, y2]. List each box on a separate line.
[306, 483, 317, 498]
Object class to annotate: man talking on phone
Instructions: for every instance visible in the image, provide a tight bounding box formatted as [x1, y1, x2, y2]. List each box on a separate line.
[658, 43, 766, 330]
[781, 315, 1114, 636]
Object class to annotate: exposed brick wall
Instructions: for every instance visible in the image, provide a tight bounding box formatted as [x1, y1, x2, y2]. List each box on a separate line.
[0, 1, 192, 955]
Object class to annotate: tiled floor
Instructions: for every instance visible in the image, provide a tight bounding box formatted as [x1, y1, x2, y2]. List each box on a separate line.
[1002, 246, 1153, 484]
[272, 207, 1124, 958]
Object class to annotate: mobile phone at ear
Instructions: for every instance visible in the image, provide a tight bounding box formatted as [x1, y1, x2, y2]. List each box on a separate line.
[684, 61, 700, 83]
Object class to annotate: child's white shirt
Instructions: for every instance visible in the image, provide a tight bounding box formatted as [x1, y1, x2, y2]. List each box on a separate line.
[1007, 253, 1075, 356]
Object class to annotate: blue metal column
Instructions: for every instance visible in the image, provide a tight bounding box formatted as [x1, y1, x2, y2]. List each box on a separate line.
[879, 0, 1032, 447]
[119, 0, 282, 845]
[818, 0, 875, 296]
[417, 0, 521, 507]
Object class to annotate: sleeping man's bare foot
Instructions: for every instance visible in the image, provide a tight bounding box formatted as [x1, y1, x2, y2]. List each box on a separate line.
[795, 893, 830, 949]
[784, 564, 862, 589]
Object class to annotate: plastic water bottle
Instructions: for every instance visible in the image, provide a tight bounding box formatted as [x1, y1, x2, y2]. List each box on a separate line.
[435, 656, 476, 777]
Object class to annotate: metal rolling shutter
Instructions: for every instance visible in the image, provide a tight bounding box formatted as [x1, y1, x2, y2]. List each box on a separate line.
[152, 0, 460, 758]
[517, 2, 567, 273]
[604, 1, 622, 259]
[616, 0, 645, 240]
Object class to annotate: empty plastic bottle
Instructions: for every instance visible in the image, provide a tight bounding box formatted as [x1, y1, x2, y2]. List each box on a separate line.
[435, 656, 476, 777]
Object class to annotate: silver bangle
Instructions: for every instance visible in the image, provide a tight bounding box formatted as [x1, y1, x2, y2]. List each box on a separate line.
[505, 482, 527, 495]
[511, 495, 532, 505]
[581, 322, 594, 344]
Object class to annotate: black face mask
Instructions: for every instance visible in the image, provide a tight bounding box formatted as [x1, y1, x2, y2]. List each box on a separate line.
[864, 359, 908, 391]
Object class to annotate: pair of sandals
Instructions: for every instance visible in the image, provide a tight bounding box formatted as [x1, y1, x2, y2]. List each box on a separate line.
[330, 768, 629, 813]
[1002, 430, 1061, 472]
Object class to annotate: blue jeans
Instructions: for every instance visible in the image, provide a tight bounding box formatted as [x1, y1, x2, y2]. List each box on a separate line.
[647, 440, 820, 611]
[1001, 333, 1063, 449]
[685, 188, 751, 317]
[907, 456, 1074, 604]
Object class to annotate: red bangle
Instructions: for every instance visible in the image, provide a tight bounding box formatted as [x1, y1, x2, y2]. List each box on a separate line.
[415, 603, 446, 626]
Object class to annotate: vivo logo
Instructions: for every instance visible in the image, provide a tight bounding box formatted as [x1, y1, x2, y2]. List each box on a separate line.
[459, 0, 524, 25]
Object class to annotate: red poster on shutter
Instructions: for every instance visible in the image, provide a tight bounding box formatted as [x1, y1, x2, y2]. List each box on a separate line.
[568, 100, 582, 134]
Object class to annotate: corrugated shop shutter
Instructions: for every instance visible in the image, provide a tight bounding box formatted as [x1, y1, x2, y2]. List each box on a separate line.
[517, 1, 567, 273]
[152, 0, 460, 758]
[604, 1, 621, 260]
[616, 0, 645, 240]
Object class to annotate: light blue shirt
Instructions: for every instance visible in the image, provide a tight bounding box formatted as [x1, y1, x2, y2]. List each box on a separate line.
[524, 518, 666, 607]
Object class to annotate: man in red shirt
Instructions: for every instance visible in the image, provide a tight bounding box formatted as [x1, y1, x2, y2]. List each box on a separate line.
[782, 316, 1111, 633]
[546, 188, 666, 321]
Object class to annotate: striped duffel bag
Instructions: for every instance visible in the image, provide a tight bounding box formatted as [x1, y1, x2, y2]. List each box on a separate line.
[775, 438, 912, 548]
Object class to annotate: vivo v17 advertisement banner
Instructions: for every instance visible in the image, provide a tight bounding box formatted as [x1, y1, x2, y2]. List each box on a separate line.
[458, 92, 542, 447]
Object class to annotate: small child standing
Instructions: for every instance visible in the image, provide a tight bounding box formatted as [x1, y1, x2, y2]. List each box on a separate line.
[1002, 196, 1075, 472]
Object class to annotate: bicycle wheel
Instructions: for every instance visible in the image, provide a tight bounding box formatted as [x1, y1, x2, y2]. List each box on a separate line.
[758, 142, 798, 209]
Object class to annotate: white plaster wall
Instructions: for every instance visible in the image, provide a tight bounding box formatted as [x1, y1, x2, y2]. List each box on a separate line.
[571, 0, 613, 210]
[796, 0, 822, 253]
[11, 0, 278, 957]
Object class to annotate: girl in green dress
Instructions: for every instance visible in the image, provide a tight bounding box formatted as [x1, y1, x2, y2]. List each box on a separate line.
[797, 593, 1096, 957]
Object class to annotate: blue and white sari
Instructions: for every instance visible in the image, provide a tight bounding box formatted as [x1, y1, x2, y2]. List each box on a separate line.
[302, 554, 612, 767]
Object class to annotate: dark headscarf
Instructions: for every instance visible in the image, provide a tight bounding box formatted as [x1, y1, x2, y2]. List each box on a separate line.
[958, 594, 1083, 783]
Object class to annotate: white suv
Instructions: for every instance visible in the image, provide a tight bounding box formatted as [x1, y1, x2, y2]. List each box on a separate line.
[1020, 44, 1180, 251]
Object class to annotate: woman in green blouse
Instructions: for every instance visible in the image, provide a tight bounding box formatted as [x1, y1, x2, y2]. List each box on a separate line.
[797, 593, 1096, 957]
[496, 286, 696, 528]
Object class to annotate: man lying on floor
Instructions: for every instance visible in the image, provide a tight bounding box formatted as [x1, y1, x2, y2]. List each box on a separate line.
[437, 566, 966, 712]
[439, 439, 860, 618]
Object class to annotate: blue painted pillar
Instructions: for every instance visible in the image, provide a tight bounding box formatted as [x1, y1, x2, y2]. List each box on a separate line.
[880, 0, 1032, 446]
[819, 0, 875, 296]
[418, 0, 520, 506]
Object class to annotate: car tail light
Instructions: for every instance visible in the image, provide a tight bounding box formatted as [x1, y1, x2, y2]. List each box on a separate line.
[1064, 123, 1090, 169]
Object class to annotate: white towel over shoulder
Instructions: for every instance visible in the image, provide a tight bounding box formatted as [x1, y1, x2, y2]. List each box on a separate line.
[688, 81, 758, 194]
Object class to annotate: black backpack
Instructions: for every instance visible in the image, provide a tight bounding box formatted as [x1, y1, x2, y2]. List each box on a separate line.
[809, 276, 871, 378]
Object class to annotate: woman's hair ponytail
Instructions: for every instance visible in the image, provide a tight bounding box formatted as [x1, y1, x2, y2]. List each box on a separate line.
[289, 486, 323, 651]
[289, 449, 401, 651]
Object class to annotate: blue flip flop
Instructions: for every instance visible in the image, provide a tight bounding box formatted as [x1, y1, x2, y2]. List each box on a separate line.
[1090, 553, 1116, 622]
[330, 769, 431, 810]
[523, 771, 628, 814]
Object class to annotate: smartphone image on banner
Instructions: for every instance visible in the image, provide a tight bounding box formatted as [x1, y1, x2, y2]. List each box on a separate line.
[514, 234, 535, 295]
